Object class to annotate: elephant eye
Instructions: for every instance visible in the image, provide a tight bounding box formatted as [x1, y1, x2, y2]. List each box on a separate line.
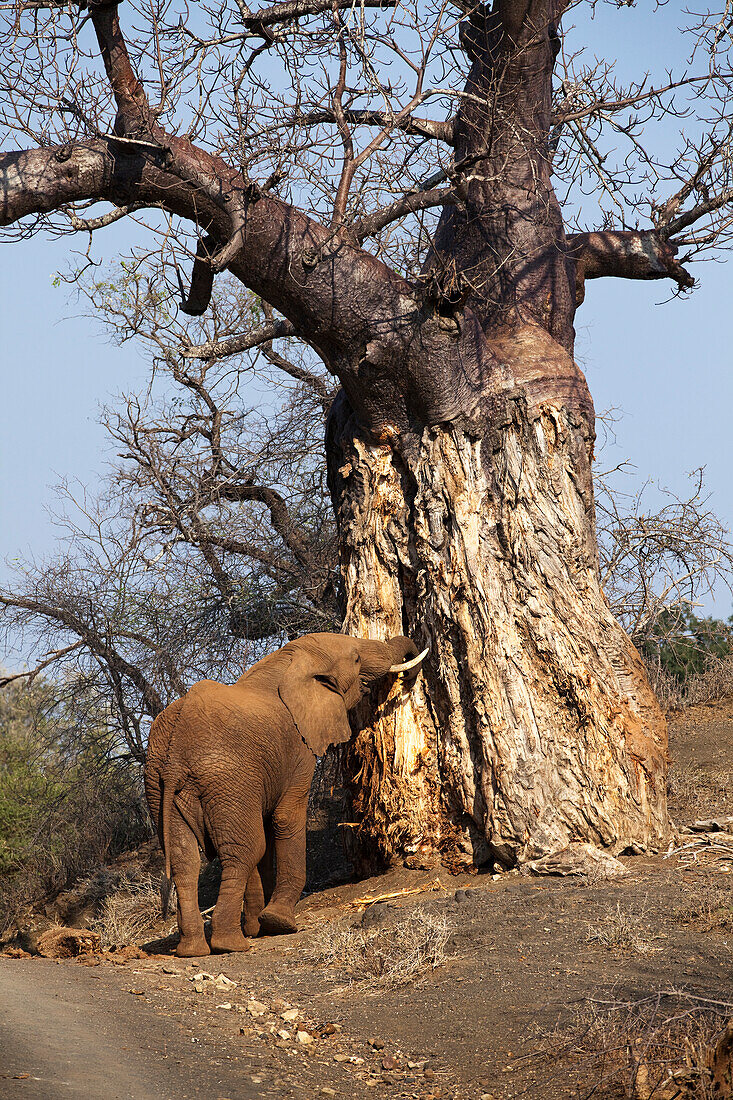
[316, 674, 342, 695]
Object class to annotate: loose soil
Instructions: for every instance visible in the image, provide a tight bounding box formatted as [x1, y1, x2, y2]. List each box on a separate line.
[1, 701, 732, 1100]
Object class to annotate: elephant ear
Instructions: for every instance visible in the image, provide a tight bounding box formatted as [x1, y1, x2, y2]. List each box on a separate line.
[278, 650, 352, 758]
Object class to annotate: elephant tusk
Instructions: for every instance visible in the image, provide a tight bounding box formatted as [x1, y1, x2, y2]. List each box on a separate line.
[389, 647, 429, 674]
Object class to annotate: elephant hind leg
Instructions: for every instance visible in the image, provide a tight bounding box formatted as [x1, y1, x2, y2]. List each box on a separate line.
[242, 866, 264, 939]
[210, 824, 266, 954]
[169, 808, 209, 958]
[242, 820, 275, 937]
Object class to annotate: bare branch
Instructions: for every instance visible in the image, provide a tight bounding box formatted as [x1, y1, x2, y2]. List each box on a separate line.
[259, 345, 334, 409]
[568, 230, 695, 305]
[67, 202, 144, 232]
[554, 75, 716, 129]
[354, 185, 456, 241]
[215, 482, 318, 572]
[245, 0, 395, 30]
[0, 640, 85, 687]
[178, 235, 216, 316]
[90, 4, 154, 138]
[181, 319, 298, 360]
[299, 109, 455, 145]
[0, 593, 165, 717]
[664, 188, 733, 241]
[330, 5, 355, 227]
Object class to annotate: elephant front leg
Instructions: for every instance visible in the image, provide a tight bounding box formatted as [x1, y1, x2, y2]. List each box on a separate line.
[259, 793, 308, 936]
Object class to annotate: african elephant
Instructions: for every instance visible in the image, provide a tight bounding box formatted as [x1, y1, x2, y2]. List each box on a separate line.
[144, 632, 427, 957]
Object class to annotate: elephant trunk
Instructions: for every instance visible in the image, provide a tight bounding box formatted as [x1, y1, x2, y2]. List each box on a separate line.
[358, 635, 425, 683]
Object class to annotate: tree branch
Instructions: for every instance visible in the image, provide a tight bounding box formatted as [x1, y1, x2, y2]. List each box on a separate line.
[663, 188, 733, 240]
[0, 593, 165, 717]
[330, 6, 355, 227]
[0, 640, 85, 687]
[215, 482, 318, 572]
[0, 135, 419, 415]
[299, 108, 454, 145]
[90, 3, 153, 138]
[354, 185, 456, 241]
[245, 0, 395, 30]
[67, 201, 144, 232]
[178, 235, 216, 316]
[0, 3, 484, 436]
[181, 319, 298, 359]
[259, 345, 334, 409]
[553, 75, 716, 130]
[568, 230, 695, 305]
[0, 143, 112, 224]
[189, 531, 298, 580]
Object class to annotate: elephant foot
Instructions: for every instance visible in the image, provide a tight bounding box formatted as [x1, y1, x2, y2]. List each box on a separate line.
[210, 928, 252, 954]
[259, 904, 298, 936]
[175, 936, 211, 958]
[243, 918, 261, 938]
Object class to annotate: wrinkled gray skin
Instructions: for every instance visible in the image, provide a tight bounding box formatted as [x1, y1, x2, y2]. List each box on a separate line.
[144, 632, 421, 957]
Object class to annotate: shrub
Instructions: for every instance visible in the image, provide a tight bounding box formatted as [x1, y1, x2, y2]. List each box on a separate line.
[537, 992, 733, 1100]
[0, 678, 150, 933]
[638, 607, 733, 709]
[640, 607, 733, 684]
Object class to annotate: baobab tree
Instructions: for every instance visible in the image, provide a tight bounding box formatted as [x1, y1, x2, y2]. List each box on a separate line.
[2, 0, 733, 870]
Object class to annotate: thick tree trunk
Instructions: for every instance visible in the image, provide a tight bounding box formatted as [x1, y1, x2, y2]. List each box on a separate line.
[327, 353, 670, 871]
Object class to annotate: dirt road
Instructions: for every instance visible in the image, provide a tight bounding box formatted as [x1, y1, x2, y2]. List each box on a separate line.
[0, 959, 262, 1100]
[1, 702, 732, 1100]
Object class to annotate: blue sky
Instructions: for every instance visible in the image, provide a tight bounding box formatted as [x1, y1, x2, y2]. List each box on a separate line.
[1, 1, 732, 670]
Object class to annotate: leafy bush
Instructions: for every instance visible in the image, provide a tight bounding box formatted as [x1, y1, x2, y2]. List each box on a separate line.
[639, 606, 733, 708]
[0, 678, 150, 932]
[640, 606, 733, 683]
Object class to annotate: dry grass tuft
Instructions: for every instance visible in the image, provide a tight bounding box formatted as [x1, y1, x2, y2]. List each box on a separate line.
[672, 877, 733, 932]
[644, 660, 685, 711]
[308, 906, 451, 988]
[685, 655, 733, 707]
[645, 653, 733, 712]
[90, 871, 174, 947]
[667, 767, 733, 825]
[586, 902, 660, 955]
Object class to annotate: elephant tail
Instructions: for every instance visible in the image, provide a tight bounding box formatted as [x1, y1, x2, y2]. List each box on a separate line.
[147, 699, 186, 885]
[160, 766, 182, 883]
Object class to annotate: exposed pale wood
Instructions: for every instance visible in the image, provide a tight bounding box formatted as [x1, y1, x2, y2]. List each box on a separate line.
[329, 385, 670, 869]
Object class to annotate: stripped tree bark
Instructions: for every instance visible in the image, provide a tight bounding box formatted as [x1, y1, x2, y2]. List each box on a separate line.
[3, 0, 733, 868]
